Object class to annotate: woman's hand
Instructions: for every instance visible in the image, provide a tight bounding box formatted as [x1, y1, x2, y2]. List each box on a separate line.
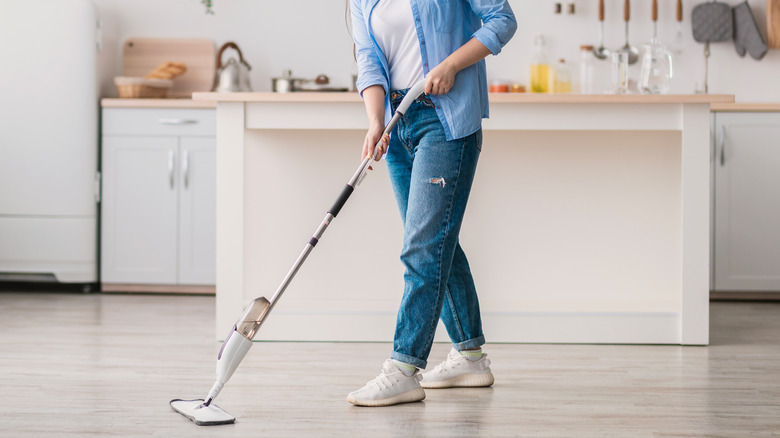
[362, 121, 389, 169]
[425, 38, 493, 95]
[425, 59, 456, 95]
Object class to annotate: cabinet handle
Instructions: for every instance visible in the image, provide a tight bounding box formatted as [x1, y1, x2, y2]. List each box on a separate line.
[158, 118, 199, 125]
[94, 171, 101, 203]
[720, 126, 726, 167]
[182, 149, 190, 189]
[168, 150, 175, 189]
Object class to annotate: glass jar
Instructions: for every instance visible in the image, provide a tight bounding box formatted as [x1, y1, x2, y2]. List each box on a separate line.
[611, 52, 629, 94]
[552, 59, 571, 93]
[579, 45, 595, 94]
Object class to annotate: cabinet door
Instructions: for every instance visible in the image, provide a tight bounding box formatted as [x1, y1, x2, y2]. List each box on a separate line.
[101, 136, 179, 284]
[178, 137, 216, 285]
[714, 113, 780, 291]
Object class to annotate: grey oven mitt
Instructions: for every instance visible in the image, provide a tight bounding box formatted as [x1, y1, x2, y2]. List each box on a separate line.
[733, 1, 768, 60]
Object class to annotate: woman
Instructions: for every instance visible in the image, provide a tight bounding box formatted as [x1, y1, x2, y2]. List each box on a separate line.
[348, 0, 516, 407]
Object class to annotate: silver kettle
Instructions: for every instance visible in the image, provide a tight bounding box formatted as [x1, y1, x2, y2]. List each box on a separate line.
[213, 42, 252, 92]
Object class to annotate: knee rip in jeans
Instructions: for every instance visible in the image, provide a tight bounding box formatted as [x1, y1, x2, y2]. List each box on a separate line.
[429, 177, 446, 188]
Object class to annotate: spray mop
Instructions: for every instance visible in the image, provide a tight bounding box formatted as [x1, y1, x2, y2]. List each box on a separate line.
[170, 80, 427, 426]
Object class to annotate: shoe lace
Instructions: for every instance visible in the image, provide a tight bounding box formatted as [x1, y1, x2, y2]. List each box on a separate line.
[368, 369, 397, 390]
[432, 353, 461, 374]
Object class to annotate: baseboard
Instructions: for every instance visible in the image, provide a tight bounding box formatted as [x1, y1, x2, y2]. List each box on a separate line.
[101, 283, 215, 294]
[710, 291, 780, 301]
[240, 310, 690, 345]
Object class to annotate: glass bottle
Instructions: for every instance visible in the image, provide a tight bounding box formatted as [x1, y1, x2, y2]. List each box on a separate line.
[530, 35, 550, 93]
[579, 45, 595, 94]
[552, 59, 571, 93]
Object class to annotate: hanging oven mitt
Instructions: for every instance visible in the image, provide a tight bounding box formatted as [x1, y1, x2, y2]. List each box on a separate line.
[733, 1, 768, 60]
[692, 1, 733, 44]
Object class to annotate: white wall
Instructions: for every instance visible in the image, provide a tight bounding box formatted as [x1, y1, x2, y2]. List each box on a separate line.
[94, 0, 780, 101]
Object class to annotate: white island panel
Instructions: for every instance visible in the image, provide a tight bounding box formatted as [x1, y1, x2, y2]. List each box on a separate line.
[197, 92, 733, 345]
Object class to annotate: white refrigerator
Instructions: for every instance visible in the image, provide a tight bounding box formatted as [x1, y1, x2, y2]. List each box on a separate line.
[0, 0, 99, 285]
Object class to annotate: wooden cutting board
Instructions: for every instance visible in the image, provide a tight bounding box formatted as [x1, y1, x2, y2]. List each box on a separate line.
[770, 0, 780, 48]
[122, 38, 216, 97]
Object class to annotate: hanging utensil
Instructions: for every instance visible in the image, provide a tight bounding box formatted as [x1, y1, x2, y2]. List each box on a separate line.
[691, 0, 733, 93]
[672, 0, 685, 54]
[593, 0, 610, 59]
[617, 0, 640, 65]
[652, 0, 659, 40]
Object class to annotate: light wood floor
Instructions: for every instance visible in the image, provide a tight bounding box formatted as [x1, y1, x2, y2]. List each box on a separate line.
[1, 292, 779, 437]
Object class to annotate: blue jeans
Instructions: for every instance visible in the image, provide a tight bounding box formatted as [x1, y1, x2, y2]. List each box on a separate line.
[386, 88, 485, 369]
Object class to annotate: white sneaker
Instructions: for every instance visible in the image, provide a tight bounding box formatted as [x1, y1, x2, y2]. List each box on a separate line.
[347, 359, 426, 407]
[420, 348, 494, 389]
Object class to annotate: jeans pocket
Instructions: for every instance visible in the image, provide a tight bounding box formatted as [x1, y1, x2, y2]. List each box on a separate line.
[430, 0, 456, 33]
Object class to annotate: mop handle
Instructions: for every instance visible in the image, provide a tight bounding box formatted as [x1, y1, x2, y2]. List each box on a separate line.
[266, 80, 427, 308]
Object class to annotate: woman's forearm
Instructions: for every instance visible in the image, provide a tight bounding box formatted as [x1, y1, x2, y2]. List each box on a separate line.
[441, 38, 492, 74]
[360, 84, 389, 162]
[362, 84, 386, 126]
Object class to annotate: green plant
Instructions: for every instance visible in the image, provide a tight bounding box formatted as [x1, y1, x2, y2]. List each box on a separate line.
[202, 0, 214, 14]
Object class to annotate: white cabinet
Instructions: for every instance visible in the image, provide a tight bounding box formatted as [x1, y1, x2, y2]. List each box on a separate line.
[178, 137, 217, 284]
[713, 112, 780, 292]
[101, 136, 179, 283]
[101, 108, 216, 288]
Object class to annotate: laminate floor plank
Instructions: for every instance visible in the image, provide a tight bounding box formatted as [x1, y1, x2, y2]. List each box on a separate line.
[0, 292, 778, 437]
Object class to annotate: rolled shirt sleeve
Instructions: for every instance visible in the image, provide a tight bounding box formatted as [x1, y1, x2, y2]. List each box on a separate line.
[468, 0, 517, 56]
[351, 0, 390, 97]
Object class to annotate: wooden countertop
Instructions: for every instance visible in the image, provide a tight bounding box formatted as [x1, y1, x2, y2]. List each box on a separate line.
[710, 103, 780, 112]
[102, 94, 752, 109]
[101, 98, 216, 109]
[193, 91, 734, 104]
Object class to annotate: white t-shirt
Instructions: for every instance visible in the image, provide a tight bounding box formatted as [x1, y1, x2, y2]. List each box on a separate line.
[370, 0, 425, 91]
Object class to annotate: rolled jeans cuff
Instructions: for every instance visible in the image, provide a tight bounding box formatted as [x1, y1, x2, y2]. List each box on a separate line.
[453, 335, 485, 352]
[390, 351, 428, 370]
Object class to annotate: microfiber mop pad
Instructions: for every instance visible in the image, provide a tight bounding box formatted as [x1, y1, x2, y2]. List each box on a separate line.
[170, 399, 235, 426]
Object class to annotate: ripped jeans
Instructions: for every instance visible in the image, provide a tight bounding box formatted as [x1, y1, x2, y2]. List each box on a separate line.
[386, 88, 485, 369]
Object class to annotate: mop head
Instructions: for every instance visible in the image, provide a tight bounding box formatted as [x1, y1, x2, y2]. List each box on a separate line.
[170, 399, 235, 426]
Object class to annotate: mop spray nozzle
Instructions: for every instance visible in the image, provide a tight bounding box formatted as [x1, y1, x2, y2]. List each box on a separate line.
[203, 381, 224, 407]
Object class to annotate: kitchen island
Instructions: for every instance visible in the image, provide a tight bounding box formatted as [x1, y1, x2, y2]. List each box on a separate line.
[192, 92, 733, 345]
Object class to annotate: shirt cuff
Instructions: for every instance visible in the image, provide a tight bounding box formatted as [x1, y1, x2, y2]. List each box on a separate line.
[472, 27, 503, 56]
[356, 78, 389, 99]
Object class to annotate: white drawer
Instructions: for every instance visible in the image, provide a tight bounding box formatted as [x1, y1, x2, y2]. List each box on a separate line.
[102, 108, 216, 136]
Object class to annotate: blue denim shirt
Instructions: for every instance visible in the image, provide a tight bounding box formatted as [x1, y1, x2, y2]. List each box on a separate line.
[351, 0, 517, 140]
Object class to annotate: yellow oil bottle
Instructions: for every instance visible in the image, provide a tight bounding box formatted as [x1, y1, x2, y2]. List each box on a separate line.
[531, 64, 550, 93]
[530, 35, 550, 93]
